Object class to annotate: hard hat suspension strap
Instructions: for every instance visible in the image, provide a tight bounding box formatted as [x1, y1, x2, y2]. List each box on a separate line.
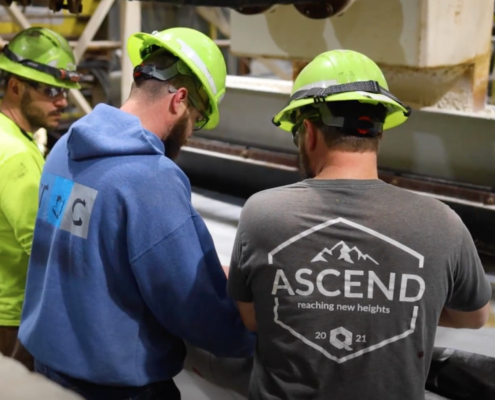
[2, 45, 80, 83]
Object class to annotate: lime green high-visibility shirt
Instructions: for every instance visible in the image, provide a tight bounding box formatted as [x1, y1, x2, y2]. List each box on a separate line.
[0, 112, 44, 326]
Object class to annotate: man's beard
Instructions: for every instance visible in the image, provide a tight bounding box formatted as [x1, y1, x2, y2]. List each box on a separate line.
[20, 90, 57, 131]
[163, 111, 190, 160]
[299, 140, 315, 179]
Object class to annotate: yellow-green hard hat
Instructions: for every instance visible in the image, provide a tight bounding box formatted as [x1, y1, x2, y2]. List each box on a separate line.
[0, 27, 80, 90]
[127, 27, 227, 130]
[272, 49, 411, 133]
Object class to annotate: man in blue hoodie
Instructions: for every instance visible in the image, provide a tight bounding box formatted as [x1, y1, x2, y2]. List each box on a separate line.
[18, 27, 255, 400]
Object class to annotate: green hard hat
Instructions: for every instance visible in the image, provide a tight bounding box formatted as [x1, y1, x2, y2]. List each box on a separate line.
[0, 27, 80, 90]
[272, 49, 410, 133]
[127, 27, 227, 130]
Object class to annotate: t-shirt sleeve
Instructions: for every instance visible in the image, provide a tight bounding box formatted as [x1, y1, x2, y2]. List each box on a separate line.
[228, 213, 254, 302]
[0, 152, 41, 256]
[445, 223, 492, 311]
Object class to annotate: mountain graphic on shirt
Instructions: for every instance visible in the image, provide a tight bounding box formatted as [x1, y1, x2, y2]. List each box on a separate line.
[311, 241, 379, 265]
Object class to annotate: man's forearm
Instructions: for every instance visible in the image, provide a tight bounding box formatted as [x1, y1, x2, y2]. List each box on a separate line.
[439, 304, 490, 329]
[438, 308, 458, 328]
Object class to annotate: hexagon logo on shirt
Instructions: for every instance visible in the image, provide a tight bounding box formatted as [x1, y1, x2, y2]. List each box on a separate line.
[269, 217, 425, 364]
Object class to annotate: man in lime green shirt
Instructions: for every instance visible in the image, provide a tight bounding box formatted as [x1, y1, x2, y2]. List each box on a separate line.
[0, 27, 81, 367]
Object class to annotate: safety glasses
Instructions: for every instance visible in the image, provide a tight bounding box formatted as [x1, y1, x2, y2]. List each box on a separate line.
[189, 97, 209, 131]
[21, 78, 68, 99]
[3, 45, 80, 84]
[291, 111, 319, 147]
[167, 85, 208, 131]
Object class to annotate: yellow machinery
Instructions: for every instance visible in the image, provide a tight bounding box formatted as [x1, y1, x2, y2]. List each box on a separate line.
[1, 0, 88, 14]
[0, 0, 99, 39]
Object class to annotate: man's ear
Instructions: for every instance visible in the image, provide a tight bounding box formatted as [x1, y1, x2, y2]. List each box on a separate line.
[304, 119, 318, 151]
[170, 87, 188, 114]
[7, 77, 23, 98]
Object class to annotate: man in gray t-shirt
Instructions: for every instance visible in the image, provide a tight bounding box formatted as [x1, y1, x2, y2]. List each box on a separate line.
[227, 49, 492, 400]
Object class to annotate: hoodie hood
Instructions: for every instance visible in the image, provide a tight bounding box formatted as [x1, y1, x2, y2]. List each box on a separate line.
[67, 104, 164, 161]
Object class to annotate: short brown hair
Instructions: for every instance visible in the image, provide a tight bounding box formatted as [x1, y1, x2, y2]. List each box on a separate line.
[302, 101, 387, 153]
[130, 48, 203, 107]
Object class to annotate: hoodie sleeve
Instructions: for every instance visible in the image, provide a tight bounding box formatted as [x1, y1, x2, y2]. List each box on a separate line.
[128, 167, 255, 358]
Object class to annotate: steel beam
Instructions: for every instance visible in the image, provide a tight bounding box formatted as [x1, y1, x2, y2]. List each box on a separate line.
[69, 0, 118, 115]
[0, 1, 30, 29]
[73, 0, 116, 63]
[119, 0, 141, 105]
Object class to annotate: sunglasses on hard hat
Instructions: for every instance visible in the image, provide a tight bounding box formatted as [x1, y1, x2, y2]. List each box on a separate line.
[20, 78, 68, 99]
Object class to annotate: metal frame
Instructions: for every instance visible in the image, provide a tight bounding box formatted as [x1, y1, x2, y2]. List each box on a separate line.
[119, 0, 141, 105]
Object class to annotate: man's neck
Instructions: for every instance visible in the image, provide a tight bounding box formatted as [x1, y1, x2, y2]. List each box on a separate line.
[120, 98, 171, 141]
[314, 151, 379, 180]
[0, 103, 32, 133]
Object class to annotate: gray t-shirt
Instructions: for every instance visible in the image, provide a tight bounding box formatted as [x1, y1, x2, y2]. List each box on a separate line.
[228, 179, 491, 400]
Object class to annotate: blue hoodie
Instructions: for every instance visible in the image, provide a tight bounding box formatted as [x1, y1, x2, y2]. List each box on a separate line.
[19, 104, 255, 386]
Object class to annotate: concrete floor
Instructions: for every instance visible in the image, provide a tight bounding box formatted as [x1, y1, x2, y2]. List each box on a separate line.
[191, 187, 495, 355]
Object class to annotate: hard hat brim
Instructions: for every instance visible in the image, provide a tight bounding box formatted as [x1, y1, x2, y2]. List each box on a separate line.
[0, 55, 81, 90]
[273, 91, 409, 132]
